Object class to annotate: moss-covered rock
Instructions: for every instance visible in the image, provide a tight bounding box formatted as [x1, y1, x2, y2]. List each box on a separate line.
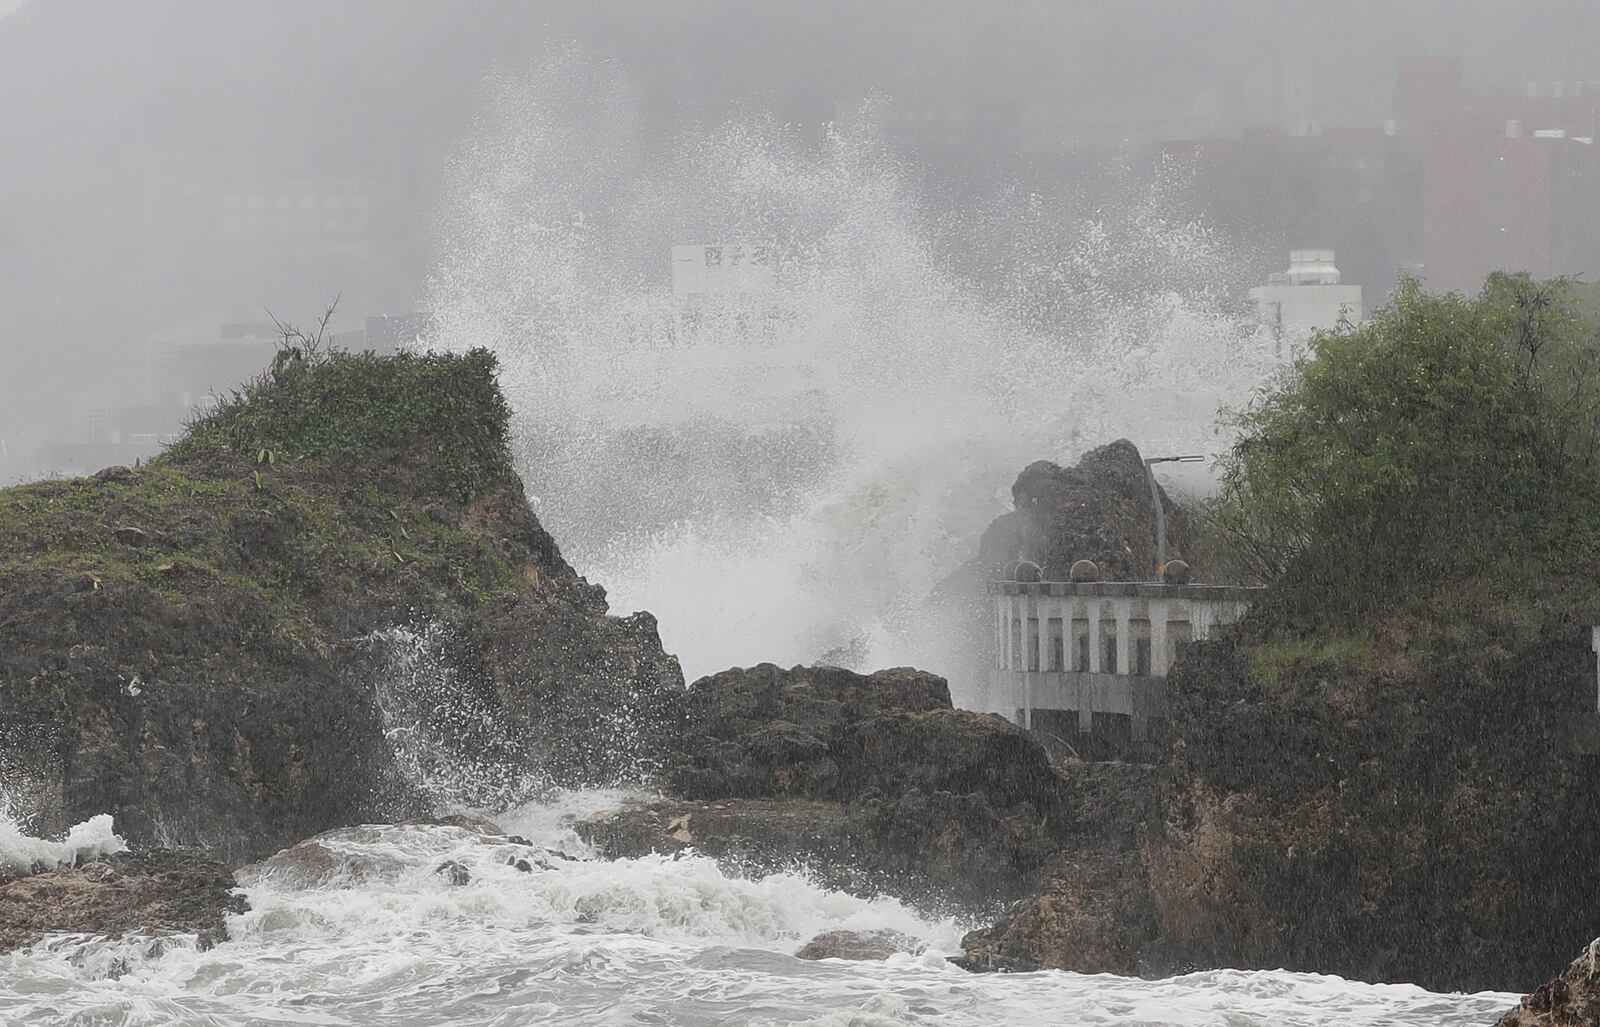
[0, 350, 682, 861]
[1146, 567, 1600, 994]
[165, 348, 516, 503]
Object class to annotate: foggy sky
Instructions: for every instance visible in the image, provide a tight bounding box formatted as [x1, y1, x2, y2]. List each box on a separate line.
[3, 0, 1600, 480]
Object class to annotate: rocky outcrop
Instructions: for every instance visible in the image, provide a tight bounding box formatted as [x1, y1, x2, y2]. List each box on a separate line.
[976, 439, 1195, 583]
[1140, 578, 1600, 994]
[585, 663, 1072, 906]
[0, 850, 246, 955]
[1496, 938, 1600, 1026]
[795, 929, 923, 961]
[957, 848, 1154, 975]
[664, 664, 950, 799]
[956, 760, 1160, 974]
[577, 797, 874, 891]
[0, 350, 682, 863]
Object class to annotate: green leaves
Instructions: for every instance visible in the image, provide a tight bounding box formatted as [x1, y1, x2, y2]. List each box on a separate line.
[1213, 273, 1600, 617]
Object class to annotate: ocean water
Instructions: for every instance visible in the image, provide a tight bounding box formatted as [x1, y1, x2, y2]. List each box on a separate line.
[0, 793, 1521, 1027]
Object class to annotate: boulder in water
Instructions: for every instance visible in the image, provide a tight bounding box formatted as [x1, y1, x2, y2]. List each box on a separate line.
[794, 929, 922, 961]
[0, 850, 245, 955]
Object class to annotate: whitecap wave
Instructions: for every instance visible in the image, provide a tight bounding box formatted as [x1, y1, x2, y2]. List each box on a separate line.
[0, 811, 126, 876]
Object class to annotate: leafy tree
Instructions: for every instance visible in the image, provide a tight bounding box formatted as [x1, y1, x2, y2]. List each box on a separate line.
[1212, 273, 1600, 615]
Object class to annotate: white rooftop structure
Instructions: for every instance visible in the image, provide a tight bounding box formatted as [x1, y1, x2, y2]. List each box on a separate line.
[1250, 249, 1363, 356]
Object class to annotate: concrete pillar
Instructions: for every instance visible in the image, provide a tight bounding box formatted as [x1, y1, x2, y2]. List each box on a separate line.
[1115, 600, 1131, 676]
[1057, 597, 1070, 672]
[1150, 601, 1171, 677]
[993, 593, 1003, 669]
[1088, 600, 1103, 673]
[998, 591, 1011, 671]
[1082, 599, 1101, 732]
[1060, 598, 1073, 672]
[1021, 594, 1034, 728]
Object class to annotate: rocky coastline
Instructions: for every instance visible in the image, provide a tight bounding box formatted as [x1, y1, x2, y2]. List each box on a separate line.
[0, 352, 1594, 1024]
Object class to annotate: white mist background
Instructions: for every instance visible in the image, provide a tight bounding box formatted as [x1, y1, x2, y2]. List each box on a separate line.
[430, 47, 1278, 689]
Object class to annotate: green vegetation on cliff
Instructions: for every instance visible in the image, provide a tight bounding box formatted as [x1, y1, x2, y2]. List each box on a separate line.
[1214, 273, 1600, 616]
[1145, 274, 1600, 992]
[166, 347, 515, 503]
[0, 346, 682, 857]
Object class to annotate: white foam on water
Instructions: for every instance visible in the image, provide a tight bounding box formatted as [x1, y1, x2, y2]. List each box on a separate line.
[0, 810, 126, 876]
[0, 795, 1524, 1027]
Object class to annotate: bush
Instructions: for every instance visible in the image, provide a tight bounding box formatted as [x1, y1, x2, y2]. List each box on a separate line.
[166, 348, 516, 503]
[1212, 273, 1600, 617]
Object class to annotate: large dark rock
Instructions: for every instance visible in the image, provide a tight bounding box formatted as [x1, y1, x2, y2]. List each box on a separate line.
[0, 850, 246, 955]
[0, 356, 683, 863]
[577, 797, 867, 889]
[588, 663, 1079, 906]
[665, 663, 951, 800]
[976, 439, 1193, 584]
[957, 760, 1161, 974]
[795, 929, 923, 961]
[958, 848, 1155, 975]
[1496, 937, 1600, 1026]
[1141, 581, 1600, 994]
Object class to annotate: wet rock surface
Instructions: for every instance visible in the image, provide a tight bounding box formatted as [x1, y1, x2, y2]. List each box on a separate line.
[603, 663, 1077, 907]
[794, 929, 923, 961]
[957, 848, 1154, 975]
[664, 663, 951, 800]
[241, 822, 554, 890]
[956, 760, 1160, 974]
[1496, 937, 1600, 1026]
[0, 404, 683, 863]
[976, 439, 1195, 584]
[578, 797, 860, 886]
[0, 850, 246, 955]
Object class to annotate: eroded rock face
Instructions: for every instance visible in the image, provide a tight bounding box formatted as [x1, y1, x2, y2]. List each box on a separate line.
[1496, 938, 1600, 1026]
[587, 663, 1076, 907]
[976, 439, 1193, 584]
[0, 449, 684, 863]
[958, 848, 1154, 975]
[664, 664, 951, 800]
[957, 761, 1161, 974]
[578, 797, 864, 888]
[795, 929, 923, 961]
[1142, 595, 1600, 994]
[0, 851, 246, 955]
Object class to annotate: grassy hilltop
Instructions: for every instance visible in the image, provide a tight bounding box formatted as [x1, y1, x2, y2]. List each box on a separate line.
[0, 346, 681, 859]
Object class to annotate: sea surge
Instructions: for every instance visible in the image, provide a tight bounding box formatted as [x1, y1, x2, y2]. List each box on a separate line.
[0, 792, 1521, 1026]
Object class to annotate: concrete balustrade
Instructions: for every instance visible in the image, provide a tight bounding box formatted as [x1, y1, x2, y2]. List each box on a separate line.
[985, 580, 1263, 742]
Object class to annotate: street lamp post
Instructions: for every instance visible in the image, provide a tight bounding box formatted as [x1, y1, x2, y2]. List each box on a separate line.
[1143, 454, 1205, 579]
